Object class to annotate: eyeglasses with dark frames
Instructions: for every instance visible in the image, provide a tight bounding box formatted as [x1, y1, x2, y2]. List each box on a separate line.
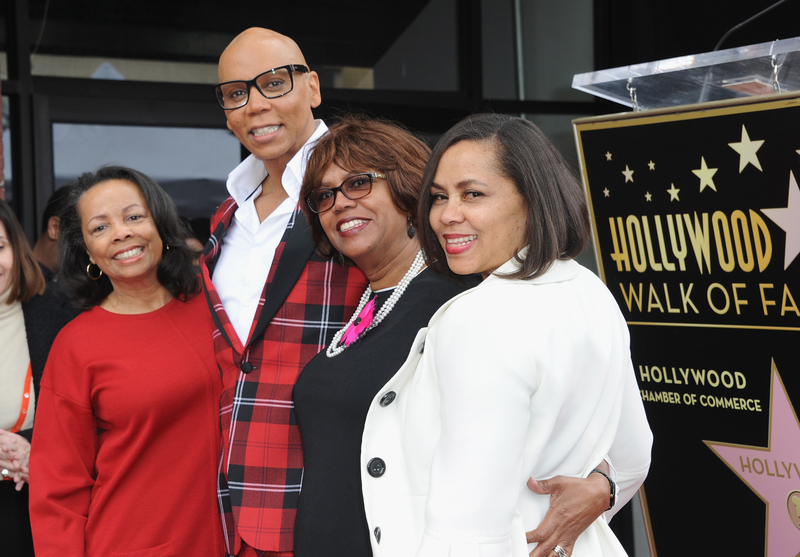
[304, 172, 387, 214]
[215, 64, 309, 110]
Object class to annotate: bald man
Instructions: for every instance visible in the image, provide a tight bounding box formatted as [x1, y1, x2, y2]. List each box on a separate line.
[201, 28, 367, 556]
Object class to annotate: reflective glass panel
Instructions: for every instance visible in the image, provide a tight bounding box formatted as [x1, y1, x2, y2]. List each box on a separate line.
[52, 123, 241, 220]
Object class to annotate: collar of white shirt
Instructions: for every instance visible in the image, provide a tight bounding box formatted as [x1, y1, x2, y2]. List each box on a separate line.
[225, 119, 329, 214]
[212, 120, 329, 344]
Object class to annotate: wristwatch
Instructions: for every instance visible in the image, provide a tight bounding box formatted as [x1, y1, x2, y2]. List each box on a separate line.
[590, 468, 617, 511]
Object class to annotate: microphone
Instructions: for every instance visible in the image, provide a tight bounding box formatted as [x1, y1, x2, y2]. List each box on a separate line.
[714, 0, 792, 51]
[699, 0, 793, 103]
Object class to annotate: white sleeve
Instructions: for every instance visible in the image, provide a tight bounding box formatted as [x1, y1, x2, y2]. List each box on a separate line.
[417, 296, 537, 557]
[605, 335, 653, 520]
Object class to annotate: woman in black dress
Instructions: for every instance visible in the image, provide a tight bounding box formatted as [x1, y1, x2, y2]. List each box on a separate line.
[293, 115, 465, 556]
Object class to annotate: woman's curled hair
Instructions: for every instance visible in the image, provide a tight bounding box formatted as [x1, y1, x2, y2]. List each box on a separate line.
[300, 113, 431, 261]
[58, 166, 201, 310]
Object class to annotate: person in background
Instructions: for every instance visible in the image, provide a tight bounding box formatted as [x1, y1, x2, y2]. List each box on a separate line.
[188, 216, 211, 248]
[31, 185, 74, 283]
[180, 216, 206, 262]
[0, 199, 76, 557]
[28, 166, 224, 557]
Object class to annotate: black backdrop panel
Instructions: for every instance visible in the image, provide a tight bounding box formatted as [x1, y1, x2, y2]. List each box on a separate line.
[575, 94, 800, 556]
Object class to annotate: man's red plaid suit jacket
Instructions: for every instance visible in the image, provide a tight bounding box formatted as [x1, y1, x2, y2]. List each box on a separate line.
[201, 197, 367, 555]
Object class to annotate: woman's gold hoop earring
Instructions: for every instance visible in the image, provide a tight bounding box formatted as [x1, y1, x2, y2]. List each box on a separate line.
[87, 263, 103, 280]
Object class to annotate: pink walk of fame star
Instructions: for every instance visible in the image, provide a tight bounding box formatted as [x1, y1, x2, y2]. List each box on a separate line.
[705, 360, 800, 556]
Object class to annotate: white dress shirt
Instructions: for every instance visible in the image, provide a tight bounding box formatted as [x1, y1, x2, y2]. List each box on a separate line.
[212, 120, 328, 344]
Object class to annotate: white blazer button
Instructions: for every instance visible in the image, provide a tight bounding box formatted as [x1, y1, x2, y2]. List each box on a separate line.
[379, 391, 396, 407]
[367, 458, 386, 477]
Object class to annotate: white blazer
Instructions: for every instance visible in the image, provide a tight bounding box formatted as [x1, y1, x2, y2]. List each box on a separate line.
[360, 258, 652, 557]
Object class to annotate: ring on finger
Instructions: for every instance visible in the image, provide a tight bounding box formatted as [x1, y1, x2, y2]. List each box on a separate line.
[1, 468, 8, 478]
[553, 545, 568, 557]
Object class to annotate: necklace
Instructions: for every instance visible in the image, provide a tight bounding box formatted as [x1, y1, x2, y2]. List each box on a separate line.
[326, 250, 425, 358]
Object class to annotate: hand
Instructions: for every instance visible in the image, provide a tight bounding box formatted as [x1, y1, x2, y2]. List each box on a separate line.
[0, 428, 19, 461]
[525, 473, 609, 557]
[0, 429, 31, 490]
[11, 451, 30, 490]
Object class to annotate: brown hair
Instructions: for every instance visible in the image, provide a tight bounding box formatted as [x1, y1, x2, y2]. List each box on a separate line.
[0, 199, 46, 304]
[418, 113, 590, 280]
[300, 113, 431, 260]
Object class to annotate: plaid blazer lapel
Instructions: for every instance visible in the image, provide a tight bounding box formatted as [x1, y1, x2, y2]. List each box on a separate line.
[246, 207, 316, 351]
[200, 197, 241, 353]
[203, 197, 237, 279]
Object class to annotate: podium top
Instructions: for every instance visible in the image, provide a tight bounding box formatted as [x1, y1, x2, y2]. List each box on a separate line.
[572, 36, 800, 110]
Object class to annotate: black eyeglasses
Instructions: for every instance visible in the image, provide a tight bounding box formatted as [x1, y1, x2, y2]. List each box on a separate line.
[304, 173, 386, 214]
[215, 64, 309, 110]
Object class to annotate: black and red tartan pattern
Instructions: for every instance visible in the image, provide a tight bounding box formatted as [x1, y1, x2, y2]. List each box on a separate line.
[201, 198, 367, 555]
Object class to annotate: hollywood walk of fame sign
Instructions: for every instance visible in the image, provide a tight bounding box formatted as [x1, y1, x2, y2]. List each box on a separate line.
[574, 93, 800, 556]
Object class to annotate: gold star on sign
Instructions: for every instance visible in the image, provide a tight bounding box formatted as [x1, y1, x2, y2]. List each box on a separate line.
[728, 125, 764, 172]
[648, 161, 655, 170]
[645, 192, 652, 202]
[667, 183, 680, 201]
[622, 165, 634, 183]
[692, 157, 718, 192]
[605, 151, 612, 161]
[603, 188, 610, 197]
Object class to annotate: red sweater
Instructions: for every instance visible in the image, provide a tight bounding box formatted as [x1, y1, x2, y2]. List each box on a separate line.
[29, 294, 224, 556]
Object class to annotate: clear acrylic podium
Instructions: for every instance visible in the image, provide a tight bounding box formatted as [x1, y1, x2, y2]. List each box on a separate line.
[572, 36, 800, 111]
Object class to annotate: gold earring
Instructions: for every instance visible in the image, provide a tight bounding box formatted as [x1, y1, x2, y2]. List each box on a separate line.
[87, 263, 103, 280]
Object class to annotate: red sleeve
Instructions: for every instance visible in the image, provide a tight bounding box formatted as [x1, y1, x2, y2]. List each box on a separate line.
[29, 331, 98, 556]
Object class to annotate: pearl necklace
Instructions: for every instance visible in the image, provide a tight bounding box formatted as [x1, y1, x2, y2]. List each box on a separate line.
[326, 250, 425, 358]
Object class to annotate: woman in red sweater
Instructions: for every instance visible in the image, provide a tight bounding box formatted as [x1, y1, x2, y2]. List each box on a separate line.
[29, 167, 224, 557]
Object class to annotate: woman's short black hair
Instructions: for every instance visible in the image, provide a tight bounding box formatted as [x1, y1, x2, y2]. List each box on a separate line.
[58, 166, 201, 309]
[418, 113, 590, 280]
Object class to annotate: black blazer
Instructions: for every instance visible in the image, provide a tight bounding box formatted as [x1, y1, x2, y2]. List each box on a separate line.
[18, 286, 79, 441]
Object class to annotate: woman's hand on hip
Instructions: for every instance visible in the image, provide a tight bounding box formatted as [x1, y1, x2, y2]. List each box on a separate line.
[525, 473, 609, 557]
